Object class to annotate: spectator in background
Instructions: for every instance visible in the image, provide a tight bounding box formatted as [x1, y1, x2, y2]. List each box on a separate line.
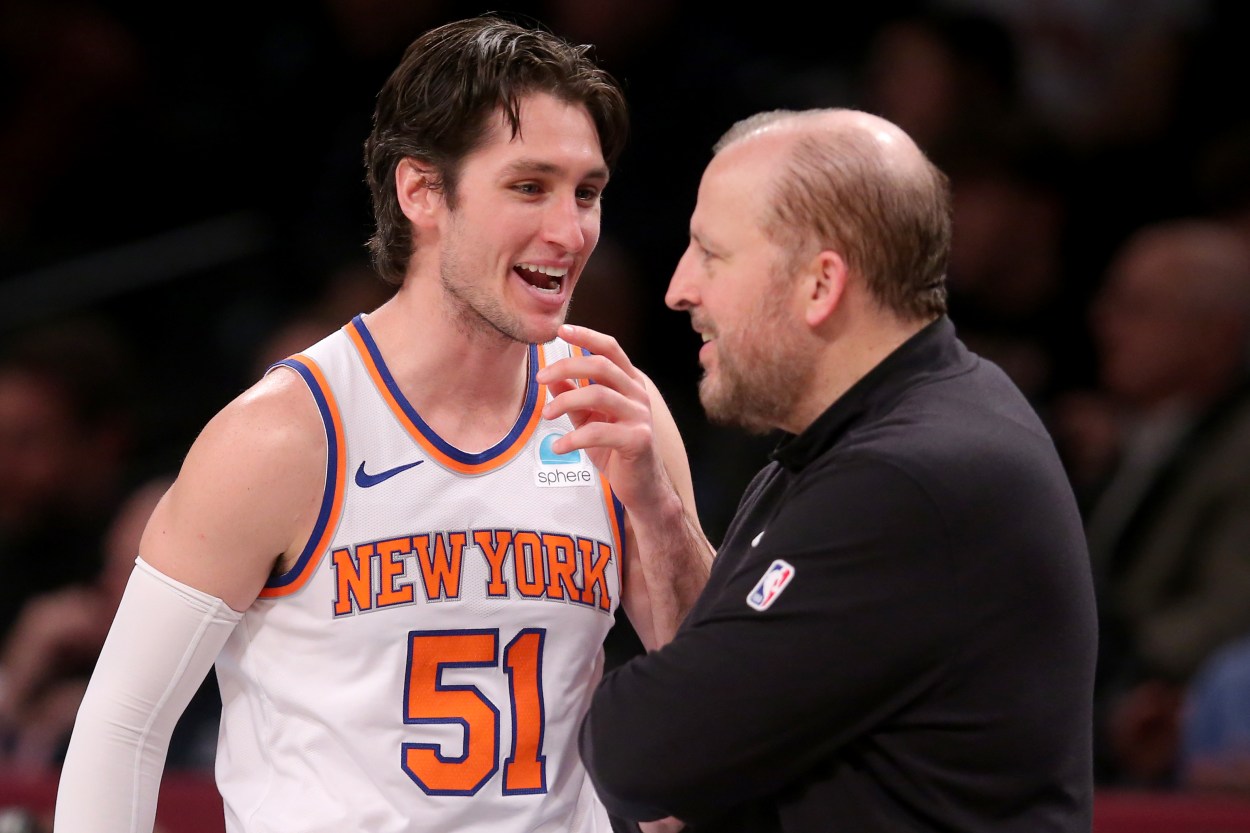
[857, 8, 1037, 170]
[1191, 120, 1250, 241]
[857, 8, 1092, 409]
[0, 316, 139, 641]
[1178, 632, 1250, 796]
[929, 0, 1209, 156]
[244, 257, 395, 380]
[1173, 0, 1250, 235]
[0, 474, 220, 770]
[938, 139, 1085, 407]
[0, 0, 144, 270]
[1052, 218, 1250, 787]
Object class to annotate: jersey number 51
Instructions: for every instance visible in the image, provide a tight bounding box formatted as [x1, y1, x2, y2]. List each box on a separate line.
[403, 628, 547, 795]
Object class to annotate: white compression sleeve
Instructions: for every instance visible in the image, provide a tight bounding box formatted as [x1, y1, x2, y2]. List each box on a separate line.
[54, 557, 243, 833]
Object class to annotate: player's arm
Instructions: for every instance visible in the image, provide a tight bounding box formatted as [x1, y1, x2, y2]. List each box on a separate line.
[537, 324, 712, 650]
[618, 373, 712, 648]
[53, 368, 325, 833]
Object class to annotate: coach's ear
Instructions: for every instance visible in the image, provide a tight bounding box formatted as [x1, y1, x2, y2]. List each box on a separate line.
[396, 158, 443, 229]
[802, 249, 848, 329]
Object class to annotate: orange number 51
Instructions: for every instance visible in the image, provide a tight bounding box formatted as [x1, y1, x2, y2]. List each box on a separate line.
[402, 628, 547, 796]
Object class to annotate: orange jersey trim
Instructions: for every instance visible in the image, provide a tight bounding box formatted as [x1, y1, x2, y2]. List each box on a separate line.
[260, 354, 347, 597]
[345, 315, 548, 475]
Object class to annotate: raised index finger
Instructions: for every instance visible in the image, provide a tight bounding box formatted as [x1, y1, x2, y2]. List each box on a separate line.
[555, 324, 638, 376]
[537, 351, 637, 398]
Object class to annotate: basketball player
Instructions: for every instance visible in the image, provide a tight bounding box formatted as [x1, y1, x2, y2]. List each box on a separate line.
[55, 15, 711, 833]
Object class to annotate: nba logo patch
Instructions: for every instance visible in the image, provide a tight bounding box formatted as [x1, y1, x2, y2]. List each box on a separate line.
[747, 559, 795, 611]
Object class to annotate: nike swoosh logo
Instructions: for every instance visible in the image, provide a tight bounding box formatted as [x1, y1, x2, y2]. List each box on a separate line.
[355, 460, 423, 488]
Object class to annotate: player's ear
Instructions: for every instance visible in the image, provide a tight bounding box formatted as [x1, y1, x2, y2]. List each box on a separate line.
[803, 249, 847, 328]
[396, 158, 442, 227]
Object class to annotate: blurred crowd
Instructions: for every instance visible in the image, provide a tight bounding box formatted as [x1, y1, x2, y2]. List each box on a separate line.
[2, 0, 1250, 808]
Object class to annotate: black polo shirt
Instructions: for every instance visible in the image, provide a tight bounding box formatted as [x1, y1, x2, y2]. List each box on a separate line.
[580, 316, 1097, 832]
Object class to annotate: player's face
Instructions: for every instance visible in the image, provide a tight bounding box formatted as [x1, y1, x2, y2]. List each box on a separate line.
[665, 142, 813, 434]
[438, 92, 608, 345]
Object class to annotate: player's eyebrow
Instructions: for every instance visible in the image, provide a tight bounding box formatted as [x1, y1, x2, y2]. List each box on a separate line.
[501, 157, 609, 184]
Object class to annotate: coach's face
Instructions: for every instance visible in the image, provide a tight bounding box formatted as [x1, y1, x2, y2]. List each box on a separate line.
[665, 134, 814, 434]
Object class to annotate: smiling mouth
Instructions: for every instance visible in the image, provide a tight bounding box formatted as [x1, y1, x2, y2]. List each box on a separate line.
[515, 262, 567, 293]
[691, 317, 715, 343]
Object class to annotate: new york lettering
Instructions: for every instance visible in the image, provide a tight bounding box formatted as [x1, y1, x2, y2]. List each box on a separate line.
[331, 528, 614, 616]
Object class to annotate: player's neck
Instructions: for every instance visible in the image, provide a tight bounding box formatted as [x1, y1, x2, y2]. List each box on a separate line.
[360, 290, 534, 452]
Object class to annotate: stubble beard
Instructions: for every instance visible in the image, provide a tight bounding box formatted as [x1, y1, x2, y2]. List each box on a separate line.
[699, 289, 812, 435]
[439, 255, 562, 346]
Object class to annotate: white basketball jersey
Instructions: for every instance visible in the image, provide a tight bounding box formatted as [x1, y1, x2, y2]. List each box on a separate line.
[213, 314, 623, 833]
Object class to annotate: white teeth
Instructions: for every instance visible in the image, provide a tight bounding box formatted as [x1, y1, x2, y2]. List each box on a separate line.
[701, 332, 713, 343]
[516, 263, 569, 278]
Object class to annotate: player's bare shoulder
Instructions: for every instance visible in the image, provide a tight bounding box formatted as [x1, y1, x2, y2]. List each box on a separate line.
[198, 367, 326, 479]
[139, 368, 327, 608]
